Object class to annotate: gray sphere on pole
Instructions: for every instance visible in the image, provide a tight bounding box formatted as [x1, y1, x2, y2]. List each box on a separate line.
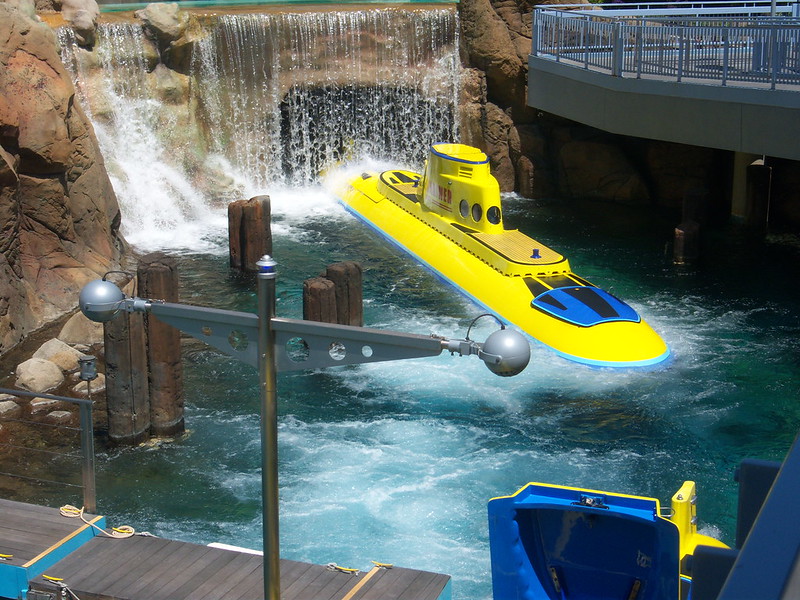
[482, 328, 530, 377]
[79, 279, 125, 323]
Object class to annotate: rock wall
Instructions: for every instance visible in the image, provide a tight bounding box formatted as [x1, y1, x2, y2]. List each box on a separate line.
[0, 0, 127, 357]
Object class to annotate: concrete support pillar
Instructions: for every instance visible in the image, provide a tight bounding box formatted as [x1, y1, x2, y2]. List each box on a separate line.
[229, 195, 272, 271]
[103, 308, 150, 445]
[138, 252, 185, 438]
[731, 152, 762, 219]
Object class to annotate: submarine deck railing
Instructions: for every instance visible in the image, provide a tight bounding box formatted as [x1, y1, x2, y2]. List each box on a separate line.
[532, 1, 800, 91]
[0, 386, 96, 514]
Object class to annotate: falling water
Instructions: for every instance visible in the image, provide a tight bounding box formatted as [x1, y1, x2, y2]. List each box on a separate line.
[192, 9, 460, 187]
[60, 8, 460, 250]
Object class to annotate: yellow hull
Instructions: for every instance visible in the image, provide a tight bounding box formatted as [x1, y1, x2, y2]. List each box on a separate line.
[337, 163, 669, 368]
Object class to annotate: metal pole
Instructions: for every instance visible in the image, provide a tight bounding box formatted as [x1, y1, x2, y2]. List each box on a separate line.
[79, 400, 96, 513]
[79, 355, 97, 514]
[257, 255, 280, 600]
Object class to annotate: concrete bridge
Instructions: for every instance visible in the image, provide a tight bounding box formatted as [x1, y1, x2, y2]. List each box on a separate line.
[527, 1, 800, 218]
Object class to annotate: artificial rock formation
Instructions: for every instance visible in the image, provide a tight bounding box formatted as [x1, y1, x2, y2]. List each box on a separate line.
[0, 0, 127, 356]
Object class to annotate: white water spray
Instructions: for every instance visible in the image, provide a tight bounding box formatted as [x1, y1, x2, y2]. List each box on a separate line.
[59, 8, 461, 252]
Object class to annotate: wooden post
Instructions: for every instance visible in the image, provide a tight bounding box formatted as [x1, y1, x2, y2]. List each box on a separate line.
[138, 252, 185, 438]
[324, 261, 363, 326]
[303, 277, 338, 323]
[103, 310, 150, 445]
[303, 262, 364, 325]
[229, 195, 272, 271]
[746, 162, 772, 234]
[673, 220, 700, 266]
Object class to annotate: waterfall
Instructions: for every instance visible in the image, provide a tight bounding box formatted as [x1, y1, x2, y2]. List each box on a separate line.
[59, 8, 461, 250]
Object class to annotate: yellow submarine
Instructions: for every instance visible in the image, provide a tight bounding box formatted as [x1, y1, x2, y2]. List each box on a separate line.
[337, 143, 669, 367]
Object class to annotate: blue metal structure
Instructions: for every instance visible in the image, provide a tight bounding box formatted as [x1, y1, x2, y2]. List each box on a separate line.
[488, 483, 681, 599]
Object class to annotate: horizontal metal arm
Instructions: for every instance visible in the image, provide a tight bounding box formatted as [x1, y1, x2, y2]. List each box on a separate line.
[271, 318, 445, 371]
[141, 301, 451, 372]
[147, 301, 260, 368]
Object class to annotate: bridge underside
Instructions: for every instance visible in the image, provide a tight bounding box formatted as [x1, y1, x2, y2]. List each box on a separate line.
[528, 55, 800, 162]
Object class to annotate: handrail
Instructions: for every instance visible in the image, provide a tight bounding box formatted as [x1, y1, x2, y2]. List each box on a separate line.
[0, 382, 97, 513]
[535, 1, 800, 18]
[531, 3, 800, 91]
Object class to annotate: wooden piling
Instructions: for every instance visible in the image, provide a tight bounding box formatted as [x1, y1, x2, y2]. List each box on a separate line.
[673, 221, 700, 266]
[746, 162, 772, 233]
[228, 195, 272, 271]
[303, 262, 364, 325]
[137, 253, 185, 438]
[103, 310, 150, 445]
[303, 277, 338, 323]
[324, 261, 363, 326]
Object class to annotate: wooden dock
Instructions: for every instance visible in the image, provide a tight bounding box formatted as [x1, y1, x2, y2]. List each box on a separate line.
[1, 499, 451, 600]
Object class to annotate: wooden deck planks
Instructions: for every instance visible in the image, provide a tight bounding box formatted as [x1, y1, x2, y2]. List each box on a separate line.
[0, 498, 100, 565]
[9, 499, 450, 600]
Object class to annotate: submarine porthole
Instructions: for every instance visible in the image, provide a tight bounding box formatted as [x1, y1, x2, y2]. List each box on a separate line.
[361, 345, 373, 358]
[459, 199, 469, 218]
[329, 341, 347, 361]
[286, 337, 310, 363]
[487, 206, 501, 224]
[471, 203, 483, 222]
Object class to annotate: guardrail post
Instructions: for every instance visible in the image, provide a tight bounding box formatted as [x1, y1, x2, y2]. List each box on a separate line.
[556, 11, 562, 63]
[677, 27, 685, 81]
[769, 24, 778, 89]
[584, 15, 590, 69]
[722, 33, 730, 85]
[635, 24, 643, 78]
[612, 22, 623, 76]
[532, 9, 539, 57]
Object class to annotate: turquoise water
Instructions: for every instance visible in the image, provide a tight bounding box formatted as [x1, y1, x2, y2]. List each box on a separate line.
[89, 186, 800, 600]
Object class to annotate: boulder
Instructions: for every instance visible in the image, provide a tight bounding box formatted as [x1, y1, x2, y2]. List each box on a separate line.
[60, 0, 100, 47]
[15, 357, 64, 393]
[5, 0, 37, 19]
[46, 410, 74, 425]
[136, 3, 189, 53]
[0, 399, 22, 419]
[30, 396, 61, 413]
[33, 338, 83, 371]
[72, 371, 105, 396]
[59, 310, 103, 345]
[149, 64, 190, 105]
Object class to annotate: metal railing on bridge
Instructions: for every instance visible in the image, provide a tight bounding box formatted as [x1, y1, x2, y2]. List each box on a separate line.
[532, 1, 800, 90]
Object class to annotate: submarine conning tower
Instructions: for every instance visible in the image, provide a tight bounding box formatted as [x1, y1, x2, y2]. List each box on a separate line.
[419, 143, 504, 234]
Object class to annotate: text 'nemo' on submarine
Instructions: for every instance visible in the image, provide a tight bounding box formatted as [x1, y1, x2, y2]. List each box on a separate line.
[336, 143, 670, 368]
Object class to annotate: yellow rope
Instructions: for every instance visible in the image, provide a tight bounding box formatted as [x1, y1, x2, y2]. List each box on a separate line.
[326, 562, 360, 575]
[59, 505, 137, 539]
